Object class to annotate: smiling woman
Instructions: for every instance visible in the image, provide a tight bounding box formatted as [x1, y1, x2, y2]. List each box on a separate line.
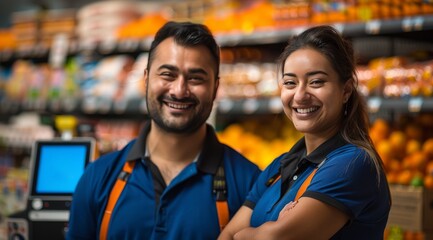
[218, 25, 391, 240]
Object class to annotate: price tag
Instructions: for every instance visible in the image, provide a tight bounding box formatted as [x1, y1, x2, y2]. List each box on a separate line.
[118, 40, 139, 52]
[292, 27, 307, 36]
[217, 98, 234, 113]
[141, 38, 153, 50]
[140, 99, 148, 113]
[79, 41, 97, 51]
[0, 50, 12, 62]
[17, 45, 32, 58]
[68, 40, 79, 54]
[98, 98, 112, 114]
[113, 99, 128, 114]
[413, 16, 424, 31]
[268, 97, 283, 113]
[332, 23, 344, 33]
[99, 40, 117, 54]
[408, 97, 423, 113]
[243, 99, 259, 114]
[366, 20, 381, 35]
[402, 17, 413, 32]
[367, 97, 382, 113]
[62, 98, 78, 112]
[49, 100, 61, 112]
[82, 97, 97, 113]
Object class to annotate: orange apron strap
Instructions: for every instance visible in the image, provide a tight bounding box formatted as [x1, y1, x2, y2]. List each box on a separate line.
[294, 168, 318, 201]
[216, 200, 229, 231]
[99, 160, 136, 240]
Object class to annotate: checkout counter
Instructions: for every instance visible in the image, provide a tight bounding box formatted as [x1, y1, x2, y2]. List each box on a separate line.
[6, 137, 95, 239]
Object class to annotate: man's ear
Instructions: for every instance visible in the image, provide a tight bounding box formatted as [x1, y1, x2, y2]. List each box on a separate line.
[143, 69, 149, 95]
[213, 76, 220, 100]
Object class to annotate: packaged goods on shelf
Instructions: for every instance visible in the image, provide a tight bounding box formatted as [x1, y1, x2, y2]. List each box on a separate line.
[10, 10, 39, 48]
[357, 56, 433, 98]
[76, 1, 153, 46]
[0, 113, 55, 149]
[0, 30, 16, 50]
[219, 63, 279, 98]
[95, 120, 141, 154]
[39, 9, 76, 48]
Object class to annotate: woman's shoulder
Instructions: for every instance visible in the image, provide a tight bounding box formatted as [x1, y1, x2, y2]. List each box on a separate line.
[327, 143, 367, 160]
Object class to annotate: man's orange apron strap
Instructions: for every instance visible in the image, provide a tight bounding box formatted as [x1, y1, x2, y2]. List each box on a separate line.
[99, 160, 136, 240]
[99, 160, 229, 239]
[214, 165, 229, 231]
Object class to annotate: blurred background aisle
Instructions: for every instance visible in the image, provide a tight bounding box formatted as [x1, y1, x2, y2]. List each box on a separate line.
[1, 0, 433, 239]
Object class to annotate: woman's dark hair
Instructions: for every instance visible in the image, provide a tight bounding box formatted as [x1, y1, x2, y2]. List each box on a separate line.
[147, 21, 220, 79]
[278, 25, 385, 182]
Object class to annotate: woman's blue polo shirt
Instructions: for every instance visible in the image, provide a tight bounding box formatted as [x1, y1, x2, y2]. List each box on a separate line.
[245, 134, 391, 239]
[67, 121, 261, 240]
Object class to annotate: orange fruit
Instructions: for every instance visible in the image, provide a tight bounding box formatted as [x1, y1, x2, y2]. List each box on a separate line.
[422, 138, 433, 158]
[387, 159, 401, 172]
[409, 151, 428, 170]
[406, 139, 421, 155]
[386, 171, 398, 184]
[405, 124, 423, 141]
[376, 140, 394, 163]
[397, 169, 413, 185]
[389, 131, 407, 157]
[370, 118, 390, 141]
[424, 175, 433, 189]
[426, 161, 433, 176]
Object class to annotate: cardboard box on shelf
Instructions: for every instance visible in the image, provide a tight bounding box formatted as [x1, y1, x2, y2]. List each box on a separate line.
[387, 185, 433, 233]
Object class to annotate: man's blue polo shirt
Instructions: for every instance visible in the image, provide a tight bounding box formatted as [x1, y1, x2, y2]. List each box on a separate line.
[245, 134, 391, 239]
[67, 121, 261, 240]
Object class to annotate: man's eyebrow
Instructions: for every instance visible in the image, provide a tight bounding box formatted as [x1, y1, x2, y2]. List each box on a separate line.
[188, 68, 208, 76]
[158, 64, 179, 72]
[158, 65, 208, 76]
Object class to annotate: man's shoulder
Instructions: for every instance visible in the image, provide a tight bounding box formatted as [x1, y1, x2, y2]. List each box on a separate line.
[86, 139, 137, 174]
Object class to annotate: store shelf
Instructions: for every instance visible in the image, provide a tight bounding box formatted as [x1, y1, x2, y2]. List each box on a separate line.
[2, 15, 433, 62]
[2, 96, 433, 116]
[216, 15, 433, 46]
[368, 96, 433, 114]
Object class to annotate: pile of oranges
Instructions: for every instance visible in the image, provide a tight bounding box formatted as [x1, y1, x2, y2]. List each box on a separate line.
[370, 114, 433, 188]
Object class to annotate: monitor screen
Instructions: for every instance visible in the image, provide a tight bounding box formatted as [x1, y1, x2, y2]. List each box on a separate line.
[29, 139, 94, 197]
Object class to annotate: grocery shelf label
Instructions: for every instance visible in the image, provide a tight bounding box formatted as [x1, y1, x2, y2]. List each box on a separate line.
[217, 98, 234, 114]
[402, 17, 413, 32]
[367, 97, 382, 113]
[118, 40, 139, 52]
[268, 97, 283, 114]
[413, 17, 424, 31]
[141, 38, 153, 50]
[140, 99, 148, 114]
[113, 99, 128, 114]
[408, 97, 423, 113]
[243, 99, 259, 114]
[99, 41, 117, 54]
[366, 20, 381, 35]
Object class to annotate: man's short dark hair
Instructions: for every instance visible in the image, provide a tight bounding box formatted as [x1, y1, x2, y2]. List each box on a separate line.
[147, 21, 220, 79]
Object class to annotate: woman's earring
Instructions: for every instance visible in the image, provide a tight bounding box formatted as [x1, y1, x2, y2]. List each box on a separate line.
[344, 103, 348, 116]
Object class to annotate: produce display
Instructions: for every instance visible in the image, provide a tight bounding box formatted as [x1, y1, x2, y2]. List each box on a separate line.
[1, 0, 433, 239]
[371, 115, 433, 189]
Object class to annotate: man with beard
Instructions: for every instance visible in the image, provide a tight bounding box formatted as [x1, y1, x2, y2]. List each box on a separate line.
[67, 21, 261, 240]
